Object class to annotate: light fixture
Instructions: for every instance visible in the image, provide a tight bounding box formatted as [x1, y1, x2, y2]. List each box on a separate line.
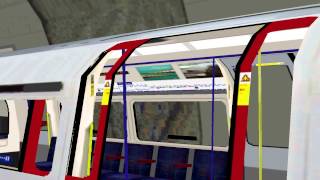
[187, 28, 307, 50]
[265, 28, 308, 43]
[136, 43, 189, 55]
[107, 50, 137, 58]
[189, 35, 252, 50]
[108, 28, 308, 57]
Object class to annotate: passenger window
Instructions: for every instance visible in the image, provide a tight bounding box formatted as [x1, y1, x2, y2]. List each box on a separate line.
[179, 62, 223, 78]
[136, 64, 179, 81]
[0, 100, 9, 139]
[93, 102, 123, 139]
[133, 101, 229, 147]
[247, 65, 292, 147]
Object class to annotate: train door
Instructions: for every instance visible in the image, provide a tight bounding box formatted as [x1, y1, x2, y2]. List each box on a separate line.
[35, 100, 61, 172]
[0, 101, 9, 145]
[230, 17, 318, 180]
[65, 37, 236, 180]
[0, 97, 61, 178]
[0, 100, 28, 170]
[245, 52, 294, 179]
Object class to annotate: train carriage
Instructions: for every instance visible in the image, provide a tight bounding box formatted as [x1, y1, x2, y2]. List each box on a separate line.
[0, 5, 319, 180]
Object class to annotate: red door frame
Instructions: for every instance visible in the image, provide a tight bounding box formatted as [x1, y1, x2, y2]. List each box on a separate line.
[65, 39, 150, 180]
[22, 100, 48, 175]
[229, 16, 317, 180]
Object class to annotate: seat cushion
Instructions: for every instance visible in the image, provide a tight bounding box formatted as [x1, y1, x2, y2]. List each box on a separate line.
[155, 147, 189, 179]
[103, 172, 144, 180]
[192, 150, 228, 180]
[127, 144, 154, 176]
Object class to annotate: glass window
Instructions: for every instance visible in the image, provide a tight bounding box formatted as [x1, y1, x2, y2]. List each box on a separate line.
[179, 61, 223, 79]
[134, 101, 229, 147]
[0, 100, 9, 139]
[247, 65, 292, 148]
[93, 102, 123, 139]
[136, 64, 179, 81]
[40, 105, 49, 131]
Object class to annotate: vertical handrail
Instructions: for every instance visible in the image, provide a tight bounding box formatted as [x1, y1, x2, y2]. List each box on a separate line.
[122, 49, 129, 180]
[257, 49, 263, 180]
[210, 58, 215, 180]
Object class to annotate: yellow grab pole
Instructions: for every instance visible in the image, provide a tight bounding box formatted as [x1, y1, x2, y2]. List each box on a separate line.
[258, 49, 263, 180]
[46, 112, 51, 145]
[87, 122, 94, 176]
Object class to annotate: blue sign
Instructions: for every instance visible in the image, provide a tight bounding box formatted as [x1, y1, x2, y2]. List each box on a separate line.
[0, 155, 11, 164]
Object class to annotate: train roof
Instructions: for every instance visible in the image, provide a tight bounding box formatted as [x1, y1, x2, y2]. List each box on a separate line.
[0, 4, 319, 87]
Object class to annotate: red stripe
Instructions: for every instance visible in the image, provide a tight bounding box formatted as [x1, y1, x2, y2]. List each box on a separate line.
[174, 163, 192, 168]
[106, 155, 124, 160]
[230, 16, 317, 180]
[136, 159, 156, 164]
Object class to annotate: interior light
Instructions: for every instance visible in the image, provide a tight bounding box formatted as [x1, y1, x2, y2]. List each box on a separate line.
[107, 50, 136, 58]
[189, 35, 252, 50]
[265, 28, 308, 43]
[136, 43, 189, 55]
[108, 28, 308, 57]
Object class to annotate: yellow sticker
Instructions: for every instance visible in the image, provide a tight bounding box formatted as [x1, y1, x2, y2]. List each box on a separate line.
[237, 73, 251, 106]
[90, 75, 94, 96]
[101, 80, 111, 105]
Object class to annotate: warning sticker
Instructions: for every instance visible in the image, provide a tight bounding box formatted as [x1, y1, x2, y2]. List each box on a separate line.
[90, 75, 94, 96]
[237, 73, 251, 106]
[241, 74, 250, 82]
[101, 80, 112, 105]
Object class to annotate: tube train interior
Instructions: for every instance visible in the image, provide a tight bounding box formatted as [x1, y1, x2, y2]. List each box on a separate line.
[0, 6, 320, 180]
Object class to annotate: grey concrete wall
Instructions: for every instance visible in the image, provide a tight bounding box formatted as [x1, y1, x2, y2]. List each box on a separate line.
[1, 0, 319, 49]
[28, 0, 188, 44]
[184, 0, 320, 22]
[0, 0, 48, 50]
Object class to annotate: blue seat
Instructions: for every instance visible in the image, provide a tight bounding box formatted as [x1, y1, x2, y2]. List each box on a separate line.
[102, 145, 190, 180]
[103, 143, 155, 180]
[127, 144, 154, 176]
[100, 142, 123, 178]
[192, 150, 228, 180]
[155, 147, 189, 180]
[36, 137, 57, 171]
[102, 173, 144, 180]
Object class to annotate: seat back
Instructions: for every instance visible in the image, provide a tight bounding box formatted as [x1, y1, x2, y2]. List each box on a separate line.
[155, 146, 189, 179]
[192, 150, 228, 180]
[46, 137, 57, 162]
[126, 144, 154, 176]
[102, 142, 123, 172]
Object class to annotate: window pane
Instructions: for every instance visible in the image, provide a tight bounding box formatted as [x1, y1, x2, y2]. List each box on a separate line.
[93, 102, 123, 139]
[134, 101, 229, 146]
[40, 105, 48, 131]
[136, 64, 179, 81]
[179, 62, 223, 78]
[0, 100, 9, 139]
[247, 65, 292, 147]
